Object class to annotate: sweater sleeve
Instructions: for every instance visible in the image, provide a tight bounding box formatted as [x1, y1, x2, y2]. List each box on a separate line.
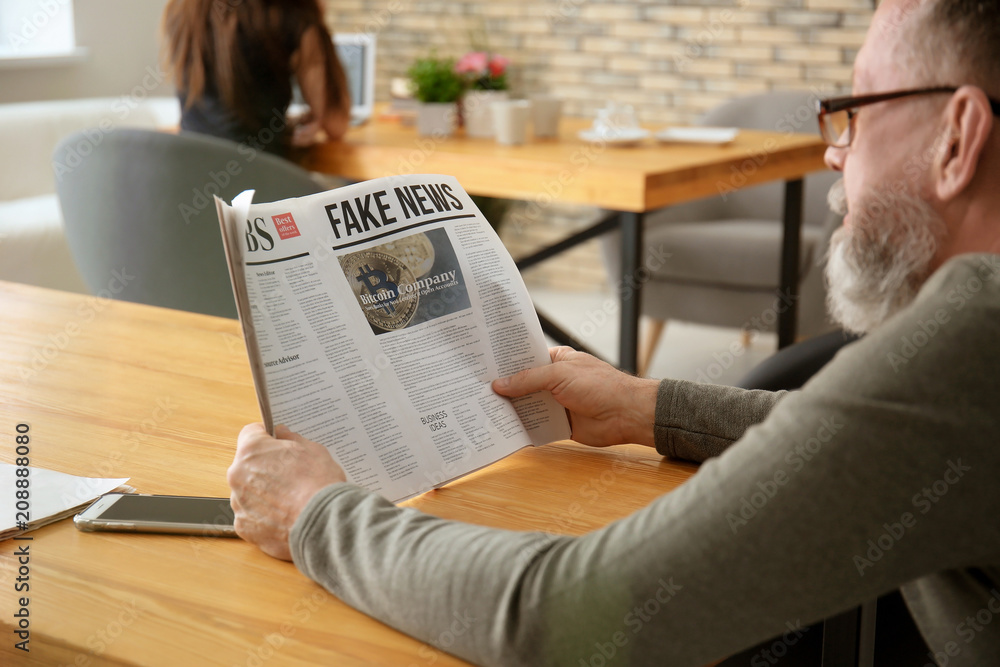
[653, 379, 786, 462]
[290, 254, 1000, 667]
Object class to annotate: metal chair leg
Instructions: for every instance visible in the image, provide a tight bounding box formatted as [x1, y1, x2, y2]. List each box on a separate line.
[821, 601, 877, 667]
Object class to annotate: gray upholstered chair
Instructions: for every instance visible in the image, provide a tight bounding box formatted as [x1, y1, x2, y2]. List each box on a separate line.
[53, 129, 324, 318]
[601, 91, 842, 375]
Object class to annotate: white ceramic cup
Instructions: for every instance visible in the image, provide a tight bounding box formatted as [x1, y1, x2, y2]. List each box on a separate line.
[491, 100, 532, 145]
[530, 95, 563, 138]
[593, 102, 639, 137]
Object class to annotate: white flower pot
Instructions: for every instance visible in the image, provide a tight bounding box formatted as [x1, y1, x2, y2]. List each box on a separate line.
[416, 102, 457, 137]
[462, 90, 508, 138]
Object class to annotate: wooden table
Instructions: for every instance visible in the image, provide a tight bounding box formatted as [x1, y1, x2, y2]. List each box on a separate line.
[0, 281, 698, 666]
[302, 114, 829, 371]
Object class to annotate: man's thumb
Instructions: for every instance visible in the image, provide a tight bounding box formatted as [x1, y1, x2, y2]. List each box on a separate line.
[492, 366, 551, 398]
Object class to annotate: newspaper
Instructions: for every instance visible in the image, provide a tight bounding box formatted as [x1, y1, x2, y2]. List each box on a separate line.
[215, 174, 570, 502]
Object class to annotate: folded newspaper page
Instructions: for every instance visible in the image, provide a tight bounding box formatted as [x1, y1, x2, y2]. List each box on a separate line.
[216, 174, 570, 502]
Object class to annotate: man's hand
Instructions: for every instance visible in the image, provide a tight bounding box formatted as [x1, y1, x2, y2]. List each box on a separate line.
[492, 346, 659, 448]
[227, 423, 346, 561]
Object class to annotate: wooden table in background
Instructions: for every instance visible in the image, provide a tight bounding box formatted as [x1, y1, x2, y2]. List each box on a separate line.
[0, 281, 697, 666]
[302, 113, 829, 371]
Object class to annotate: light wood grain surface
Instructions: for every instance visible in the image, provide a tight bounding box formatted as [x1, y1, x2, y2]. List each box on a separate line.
[0, 281, 698, 666]
[300, 113, 828, 212]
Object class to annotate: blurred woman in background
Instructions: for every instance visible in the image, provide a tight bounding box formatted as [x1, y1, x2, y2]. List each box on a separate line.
[162, 0, 350, 157]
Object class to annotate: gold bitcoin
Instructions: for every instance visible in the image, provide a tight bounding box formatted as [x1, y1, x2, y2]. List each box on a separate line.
[339, 251, 419, 331]
[373, 233, 436, 278]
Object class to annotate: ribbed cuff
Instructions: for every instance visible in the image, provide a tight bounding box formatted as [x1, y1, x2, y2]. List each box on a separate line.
[653, 378, 683, 458]
[289, 482, 364, 579]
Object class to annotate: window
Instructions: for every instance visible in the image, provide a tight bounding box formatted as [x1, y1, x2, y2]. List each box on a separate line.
[0, 0, 80, 62]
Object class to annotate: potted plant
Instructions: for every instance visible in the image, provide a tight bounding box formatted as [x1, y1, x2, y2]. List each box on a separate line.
[456, 51, 511, 138]
[407, 55, 463, 137]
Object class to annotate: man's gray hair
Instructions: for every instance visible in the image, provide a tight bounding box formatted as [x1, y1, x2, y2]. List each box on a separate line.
[913, 0, 1000, 98]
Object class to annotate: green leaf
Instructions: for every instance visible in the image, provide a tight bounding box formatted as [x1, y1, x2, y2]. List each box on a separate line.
[406, 55, 465, 103]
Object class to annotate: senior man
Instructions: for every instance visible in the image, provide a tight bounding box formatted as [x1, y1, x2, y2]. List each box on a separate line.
[228, 0, 1000, 664]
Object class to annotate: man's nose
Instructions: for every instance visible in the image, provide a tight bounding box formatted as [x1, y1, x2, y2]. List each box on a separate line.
[825, 144, 845, 172]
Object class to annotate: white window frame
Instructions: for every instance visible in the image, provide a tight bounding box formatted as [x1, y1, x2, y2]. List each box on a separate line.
[0, 0, 88, 67]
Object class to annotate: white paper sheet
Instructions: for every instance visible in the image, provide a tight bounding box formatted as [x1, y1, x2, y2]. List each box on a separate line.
[1, 464, 131, 540]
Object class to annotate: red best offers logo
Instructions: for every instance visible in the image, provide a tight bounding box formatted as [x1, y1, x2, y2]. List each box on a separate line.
[272, 212, 301, 240]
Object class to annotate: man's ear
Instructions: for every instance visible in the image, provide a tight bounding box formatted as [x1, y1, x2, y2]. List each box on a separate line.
[934, 85, 993, 202]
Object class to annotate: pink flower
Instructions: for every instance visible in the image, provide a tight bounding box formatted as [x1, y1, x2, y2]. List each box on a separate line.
[487, 55, 509, 77]
[456, 51, 488, 75]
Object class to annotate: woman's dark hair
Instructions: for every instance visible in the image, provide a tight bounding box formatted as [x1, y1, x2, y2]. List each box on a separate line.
[162, 0, 346, 131]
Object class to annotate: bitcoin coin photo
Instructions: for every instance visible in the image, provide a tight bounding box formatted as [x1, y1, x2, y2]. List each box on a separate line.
[373, 233, 436, 278]
[339, 250, 419, 331]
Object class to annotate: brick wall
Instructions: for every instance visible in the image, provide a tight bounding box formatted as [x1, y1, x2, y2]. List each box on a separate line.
[324, 0, 874, 289]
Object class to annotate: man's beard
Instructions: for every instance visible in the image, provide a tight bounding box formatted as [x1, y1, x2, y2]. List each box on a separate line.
[823, 178, 946, 334]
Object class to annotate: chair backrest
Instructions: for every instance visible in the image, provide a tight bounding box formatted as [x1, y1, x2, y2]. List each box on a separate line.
[0, 98, 162, 202]
[699, 90, 839, 229]
[54, 128, 324, 318]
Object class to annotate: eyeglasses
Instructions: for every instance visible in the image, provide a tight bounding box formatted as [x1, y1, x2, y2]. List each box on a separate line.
[816, 86, 1000, 148]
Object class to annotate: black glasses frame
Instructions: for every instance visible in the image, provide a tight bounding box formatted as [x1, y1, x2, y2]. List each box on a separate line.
[816, 86, 1000, 148]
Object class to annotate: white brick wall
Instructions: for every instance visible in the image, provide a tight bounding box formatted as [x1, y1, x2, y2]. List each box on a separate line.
[326, 0, 869, 123]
